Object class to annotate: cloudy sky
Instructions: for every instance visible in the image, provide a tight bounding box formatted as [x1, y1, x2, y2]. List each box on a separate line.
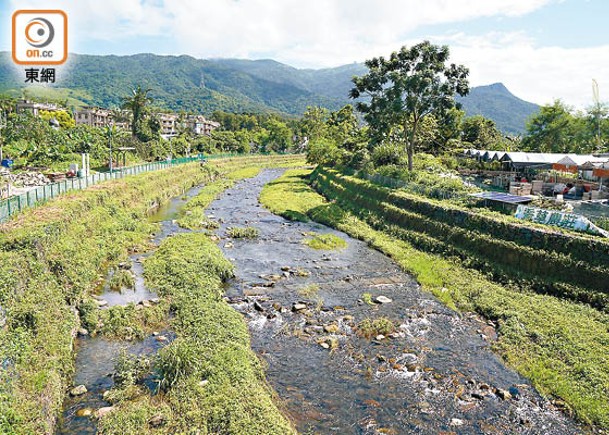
[1, 0, 607, 108]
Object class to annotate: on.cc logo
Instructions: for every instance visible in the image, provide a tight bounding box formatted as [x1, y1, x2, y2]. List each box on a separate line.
[12, 10, 67, 65]
[25, 17, 55, 48]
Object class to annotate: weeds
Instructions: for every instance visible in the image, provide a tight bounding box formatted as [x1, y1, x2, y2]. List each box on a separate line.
[109, 269, 135, 291]
[361, 293, 374, 305]
[227, 226, 260, 239]
[298, 284, 320, 298]
[303, 232, 347, 250]
[356, 318, 395, 339]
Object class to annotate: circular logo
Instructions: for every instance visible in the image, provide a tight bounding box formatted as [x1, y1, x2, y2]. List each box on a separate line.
[25, 17, 55, 48]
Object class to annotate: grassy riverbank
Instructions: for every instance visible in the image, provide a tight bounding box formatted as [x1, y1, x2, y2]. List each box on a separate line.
[260, 168, 609, 430]
[97, 234, 294, 434]
[0, 154, 304, 434]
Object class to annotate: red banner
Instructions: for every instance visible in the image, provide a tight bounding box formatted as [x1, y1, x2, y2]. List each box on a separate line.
[593, 168, 609, 178]
[552, 163, 578, 173]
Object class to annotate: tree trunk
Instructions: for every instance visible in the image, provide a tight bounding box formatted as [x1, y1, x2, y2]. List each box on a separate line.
[407, 142, 414, 171]
[405, 118, 418, 171]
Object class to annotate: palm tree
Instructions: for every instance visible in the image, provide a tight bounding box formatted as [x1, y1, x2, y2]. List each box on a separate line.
[121, 85, 153, 138]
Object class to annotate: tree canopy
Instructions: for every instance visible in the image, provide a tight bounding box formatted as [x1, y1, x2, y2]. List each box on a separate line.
[350, 41, 469, 170]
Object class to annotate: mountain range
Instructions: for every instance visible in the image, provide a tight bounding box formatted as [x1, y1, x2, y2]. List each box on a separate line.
[0, 52, 539, 134]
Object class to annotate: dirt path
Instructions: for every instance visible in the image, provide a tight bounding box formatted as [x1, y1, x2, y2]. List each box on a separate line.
[210, 169, 580, 435]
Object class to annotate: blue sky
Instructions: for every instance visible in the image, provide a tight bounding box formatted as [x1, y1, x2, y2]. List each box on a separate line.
[1, 0, 608, 107]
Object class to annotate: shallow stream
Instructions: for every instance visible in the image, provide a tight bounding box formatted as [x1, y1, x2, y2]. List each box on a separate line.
[209, 169, 581, 434]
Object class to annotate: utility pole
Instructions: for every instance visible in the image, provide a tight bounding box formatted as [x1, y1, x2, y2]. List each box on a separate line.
[107, 124, 114, 174]
[592, 79, 603, 153]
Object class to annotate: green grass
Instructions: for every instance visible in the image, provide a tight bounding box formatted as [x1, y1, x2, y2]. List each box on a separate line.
[109, 269, 135, 291]
[303, 232, 347, 250]
[0, 162, 214, 434]
[227, 226, 260, 239]
[356, 318, 395, 339]
[0, 154, 304, 434]
[98, 233, 294, 434]
[259, 168, 609, 430]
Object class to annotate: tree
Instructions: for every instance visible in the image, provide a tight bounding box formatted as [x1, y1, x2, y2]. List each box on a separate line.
[121, 85, 153, 140]
[261, 118, 292, 153]
[351, 41, 469, 170]
[299, 106, 329, 142]
[461, 115, 503, 149]
[522, 100, 580, 153]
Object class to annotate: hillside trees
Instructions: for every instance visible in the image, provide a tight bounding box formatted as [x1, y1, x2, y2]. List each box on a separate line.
[522, 100, 609, 153]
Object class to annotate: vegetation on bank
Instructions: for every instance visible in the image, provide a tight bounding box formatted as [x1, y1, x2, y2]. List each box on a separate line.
[313, 168, 609, 310]
[259, 168, 609, 429]
[97, 233, 294, 434]
[0, 154, 303, 434]
[0, 162, 213, 434]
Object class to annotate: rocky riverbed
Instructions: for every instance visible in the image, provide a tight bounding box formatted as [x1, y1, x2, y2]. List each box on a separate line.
[209, 169, 581, 435]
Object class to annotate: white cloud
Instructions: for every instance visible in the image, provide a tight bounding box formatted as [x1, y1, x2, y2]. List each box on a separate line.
[5, 0, 607, 107]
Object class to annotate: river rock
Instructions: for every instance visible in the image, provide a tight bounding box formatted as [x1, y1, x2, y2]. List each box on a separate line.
[118, 261, 132, 270]
[77, 328, 89, 336]
[495, 388, 512, 400]
[450, 418, 465, 426]
[323, 324, 340, 334]
[76, 408, 93, 417]
[292, 303, 307, 312]
[70, 385, 87, 396]
[374, 295, 392, 304]
[95, 406, 115, 418]
[95, 299, 108, 307]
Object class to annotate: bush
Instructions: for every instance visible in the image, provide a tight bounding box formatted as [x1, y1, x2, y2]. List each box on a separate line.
[371, 143, 407, 167]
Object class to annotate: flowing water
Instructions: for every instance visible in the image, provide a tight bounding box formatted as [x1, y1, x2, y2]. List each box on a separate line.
[55, 186, 199, 434]
[209, 169, 581, 435]
[57, 169, 581, 434]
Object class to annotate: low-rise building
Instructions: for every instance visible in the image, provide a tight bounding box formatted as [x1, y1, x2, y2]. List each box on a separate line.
[188, 115, 220, 136]
[158, 112, 179, 136]
[16, 99, 60, 116]
[74, 107, 131, 130]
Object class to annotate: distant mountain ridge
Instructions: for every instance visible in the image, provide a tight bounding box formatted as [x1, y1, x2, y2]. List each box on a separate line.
[0, 52, 538, 133]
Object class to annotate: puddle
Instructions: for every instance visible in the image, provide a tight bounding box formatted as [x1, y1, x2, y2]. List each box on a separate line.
[209, 169, 582, 435]
[56, 187, 195, 434]
[95, 254, 156, 307]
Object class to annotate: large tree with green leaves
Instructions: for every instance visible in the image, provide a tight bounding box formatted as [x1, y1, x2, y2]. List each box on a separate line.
[350, 41, 469, 170]
[121, 85, 153, 139]
[461, 115, 503, 149]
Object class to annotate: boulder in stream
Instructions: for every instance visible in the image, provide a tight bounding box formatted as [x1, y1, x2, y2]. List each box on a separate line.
[70, 385, 87, 396]
[374, 295, 393, 304]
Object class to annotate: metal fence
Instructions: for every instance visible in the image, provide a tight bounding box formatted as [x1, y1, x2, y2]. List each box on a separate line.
[0, 156, 204, 223]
